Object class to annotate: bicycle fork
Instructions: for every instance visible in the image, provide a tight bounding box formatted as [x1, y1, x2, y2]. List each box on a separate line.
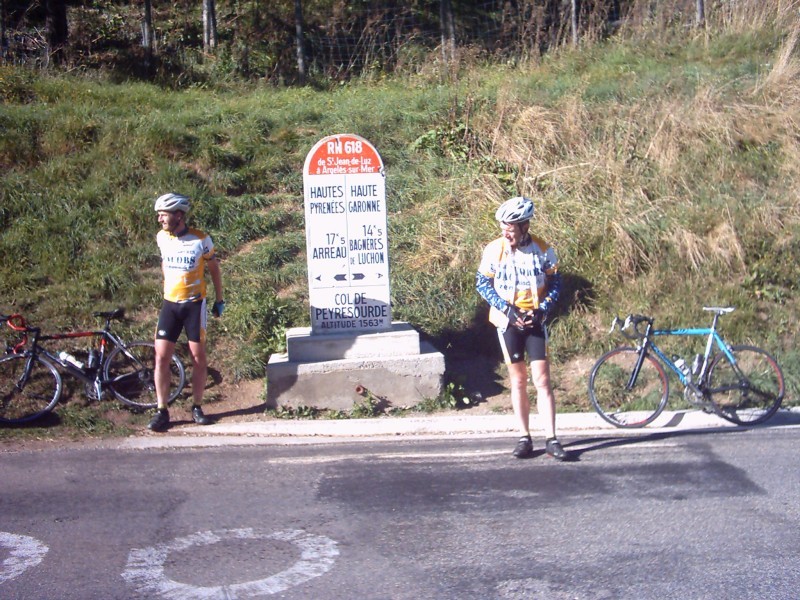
[14, 356, 36, 393]
[627, 348, 648, 391]
[626, 320, 655, 392]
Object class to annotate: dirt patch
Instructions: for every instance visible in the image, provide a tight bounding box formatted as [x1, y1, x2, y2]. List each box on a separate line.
[0, 352, 599, 450]
[194, 351, 594, 421]
[200, 376, 270, 421]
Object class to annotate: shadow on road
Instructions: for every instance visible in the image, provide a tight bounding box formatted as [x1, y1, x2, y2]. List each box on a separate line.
[563, 408, 799, 461]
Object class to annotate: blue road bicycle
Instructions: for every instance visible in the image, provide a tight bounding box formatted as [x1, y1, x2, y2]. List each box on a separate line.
[588, 307, 784, 428]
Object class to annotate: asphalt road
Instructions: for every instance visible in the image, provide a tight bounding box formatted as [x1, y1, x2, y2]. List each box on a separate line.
[1, 427, 799, 599]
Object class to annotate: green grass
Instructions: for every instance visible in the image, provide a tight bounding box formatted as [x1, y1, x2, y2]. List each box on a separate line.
[2, 2, 800, 439]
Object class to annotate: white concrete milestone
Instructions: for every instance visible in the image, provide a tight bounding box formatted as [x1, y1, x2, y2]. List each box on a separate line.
[268, 132, 445, 411]
[267, 322, 445, 411]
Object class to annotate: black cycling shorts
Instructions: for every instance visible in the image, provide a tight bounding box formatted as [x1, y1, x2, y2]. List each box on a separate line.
[497, 322, 547, 364]
[156, 299, 206, 343]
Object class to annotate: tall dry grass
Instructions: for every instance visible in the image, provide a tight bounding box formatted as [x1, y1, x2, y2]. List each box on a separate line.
[429, 0, 800, 360]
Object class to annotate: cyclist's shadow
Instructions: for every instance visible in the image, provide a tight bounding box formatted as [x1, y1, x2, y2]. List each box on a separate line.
[561, 410, 800, 460]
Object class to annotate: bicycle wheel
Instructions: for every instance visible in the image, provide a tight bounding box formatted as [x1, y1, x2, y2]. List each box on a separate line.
[0, 354, 62, 424]
[588, 346, 669, 428]
[104, 342, 185, 410]
[706, 345, 784, 426]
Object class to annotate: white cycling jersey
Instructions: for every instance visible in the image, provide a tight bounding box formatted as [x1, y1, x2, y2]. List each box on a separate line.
[477, 234, 559, 331]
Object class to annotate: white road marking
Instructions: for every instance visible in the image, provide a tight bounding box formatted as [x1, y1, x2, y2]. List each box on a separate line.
[122, 528, 338, 599]
[0, 532, 49, 584]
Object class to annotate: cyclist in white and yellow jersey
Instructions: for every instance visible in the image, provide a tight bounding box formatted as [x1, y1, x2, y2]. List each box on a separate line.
[476, 196, 568, 460]
[148, 193, 225, 432]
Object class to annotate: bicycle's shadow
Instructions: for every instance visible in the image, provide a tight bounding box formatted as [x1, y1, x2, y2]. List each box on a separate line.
[562, 408, 800, 461]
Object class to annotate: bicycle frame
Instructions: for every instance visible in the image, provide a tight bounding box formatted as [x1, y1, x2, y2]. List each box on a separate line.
[622, 309, 738, 393]
[5, 312, 145, 391]
[648, 328, 735, 387]
[34, 328, 120, 385]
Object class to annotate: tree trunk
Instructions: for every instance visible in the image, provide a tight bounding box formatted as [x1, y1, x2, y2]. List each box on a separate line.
[440, 0, 456, 64]
[610, 0, 621, 23]
[696, 0, 705, 27]
[571, 0, 579, 46]
[542, 0, 561, 51]
[1, 0, 7, 61]
[142, 0, 154, 50]
[294, 0, 306, 83]
[141, 0, 154, 74]
[203, 0, 217, 53]
[44, 0, 68, 65]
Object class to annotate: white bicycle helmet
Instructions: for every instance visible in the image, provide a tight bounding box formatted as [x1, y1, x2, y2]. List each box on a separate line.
[495, 196, 534, 223]
[154, 192, 191, 214]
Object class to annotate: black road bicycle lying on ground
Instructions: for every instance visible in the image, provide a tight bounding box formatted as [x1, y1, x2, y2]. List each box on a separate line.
[0, 309, 185, 424]
[588, 307, 784, 428]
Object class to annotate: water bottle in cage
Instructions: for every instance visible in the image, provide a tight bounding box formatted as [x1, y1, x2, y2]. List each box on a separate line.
[691, 353, 703, 377]
[87, 349, 98, 370]
[59, 351, 84, 369]
[673, 356, 691, 381]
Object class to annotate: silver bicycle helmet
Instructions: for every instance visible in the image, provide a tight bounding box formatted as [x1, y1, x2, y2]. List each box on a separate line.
[154, 193, 191, 214]
[495, 196, 534, 223]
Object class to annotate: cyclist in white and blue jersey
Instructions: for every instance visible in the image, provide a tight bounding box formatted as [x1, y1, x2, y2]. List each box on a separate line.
[476, 196, 568, 460]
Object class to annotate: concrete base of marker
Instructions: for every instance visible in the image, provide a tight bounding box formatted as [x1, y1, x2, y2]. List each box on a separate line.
[266, 322, 445, 411]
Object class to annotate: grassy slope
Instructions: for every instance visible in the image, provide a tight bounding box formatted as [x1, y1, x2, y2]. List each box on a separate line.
[1, 9, 799, 433]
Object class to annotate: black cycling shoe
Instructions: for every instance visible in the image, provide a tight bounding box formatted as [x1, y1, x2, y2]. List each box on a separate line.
[148, 409, 169, 432]
[191, 405, 212, 425]
[545, 438, 569, 461]
[512, 436, 533, 458]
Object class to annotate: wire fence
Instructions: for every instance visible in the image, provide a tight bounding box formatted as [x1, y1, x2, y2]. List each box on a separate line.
[305, 1, 579, 78]
[302, 0, 709, 80]
[0, 1, 712, 81]
[302, 0, 721, 80]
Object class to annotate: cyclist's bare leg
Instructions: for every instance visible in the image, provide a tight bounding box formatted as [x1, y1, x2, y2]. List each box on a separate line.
[154, 338, 177, 410]
[187, 340, 207, 406]
[531, 358, 556, 439]
[508, 361, 531, 436]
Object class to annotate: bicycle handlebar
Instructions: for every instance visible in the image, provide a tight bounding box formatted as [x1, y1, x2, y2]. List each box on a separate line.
[1, 313, 35, 354]
[1, 313, 32, 332]
[609, 314, 653, 340]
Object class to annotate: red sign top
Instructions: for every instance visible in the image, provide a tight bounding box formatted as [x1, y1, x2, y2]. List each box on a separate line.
[304, 134, 383, 176]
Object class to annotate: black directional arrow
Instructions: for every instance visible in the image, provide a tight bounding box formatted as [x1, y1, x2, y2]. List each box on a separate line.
[334, 274, 348, 281]
[352, 273, 365, 281]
